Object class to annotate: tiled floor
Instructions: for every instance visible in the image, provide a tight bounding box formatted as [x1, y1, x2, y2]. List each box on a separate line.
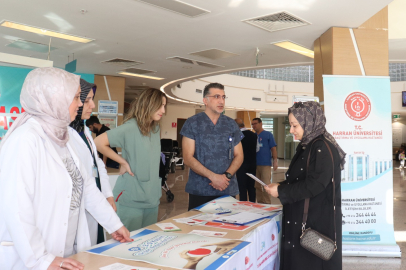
[158, 159, 406, 269]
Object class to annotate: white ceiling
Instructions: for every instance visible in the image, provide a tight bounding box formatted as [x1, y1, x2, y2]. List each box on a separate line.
[0, 0, 395, 103]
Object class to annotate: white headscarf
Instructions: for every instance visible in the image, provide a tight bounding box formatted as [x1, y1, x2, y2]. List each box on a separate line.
[0, 67, 80, 150]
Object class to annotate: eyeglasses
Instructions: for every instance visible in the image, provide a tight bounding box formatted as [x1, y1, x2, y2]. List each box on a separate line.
[205, 95, 227, 100]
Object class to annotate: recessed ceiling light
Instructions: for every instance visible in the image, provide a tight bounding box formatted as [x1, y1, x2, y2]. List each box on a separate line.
[271, 41, 314, 58]
[6, 39, 57, 53]
[118, 72, 164, 80]
[135, 0, 210, 18]
[0, 20, 94, 43]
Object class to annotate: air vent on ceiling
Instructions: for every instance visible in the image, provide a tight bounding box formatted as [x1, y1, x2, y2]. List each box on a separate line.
[252, 97, 261, 101]
[135, 0, 210, 17]
[189, 49, 239, 60]
[167, 56, 224, 68]
[101, 58, 144, 67]
[242, 11, 310, 33]
[6, 39, 57, 53]
[120, 68, 155, 74]
[196, 89, 203, 93]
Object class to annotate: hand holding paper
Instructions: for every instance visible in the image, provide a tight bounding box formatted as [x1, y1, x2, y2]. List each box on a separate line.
[264, 183, 279, 197]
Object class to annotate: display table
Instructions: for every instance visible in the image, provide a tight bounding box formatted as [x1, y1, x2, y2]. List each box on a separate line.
[71, 210, 281, 270]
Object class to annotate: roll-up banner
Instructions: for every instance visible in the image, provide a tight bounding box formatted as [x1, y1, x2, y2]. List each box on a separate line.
[0, 66, 94, 141]
[323, 75, 400, 257]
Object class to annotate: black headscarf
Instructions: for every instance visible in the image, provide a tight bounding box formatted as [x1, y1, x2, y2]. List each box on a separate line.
[69, 78, 96, 134]
[288, 101, 346, 169]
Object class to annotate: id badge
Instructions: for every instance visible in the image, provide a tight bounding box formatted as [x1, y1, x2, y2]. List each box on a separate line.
[259, 143, 263, 147]
[92, 165, 99, 178]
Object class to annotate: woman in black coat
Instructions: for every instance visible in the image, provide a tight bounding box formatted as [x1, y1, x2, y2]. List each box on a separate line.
[265, 101, 345, 270]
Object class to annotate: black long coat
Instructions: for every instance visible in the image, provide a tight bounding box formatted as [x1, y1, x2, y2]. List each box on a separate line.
[278, 135, 342, 270]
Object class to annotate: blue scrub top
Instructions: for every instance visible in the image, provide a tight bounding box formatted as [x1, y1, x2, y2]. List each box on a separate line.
[256, 130, 277, 166]
[180, 112, 243, 196]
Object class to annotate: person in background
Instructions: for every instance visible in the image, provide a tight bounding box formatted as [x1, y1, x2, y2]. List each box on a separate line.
[251, 117, 278, 204]
[234, 118, 258, 202]
[86, 115, 119, 169]
[265, 101, 344, 270]
[399, 148, 405, 169]
[94, 88, 166, 232]
[0, 67, 131, 270]
[69, 79, 116, 246]
[181, 83, 244, 210]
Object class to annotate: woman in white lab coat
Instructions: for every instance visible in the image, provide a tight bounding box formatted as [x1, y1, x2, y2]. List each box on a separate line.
[0, 67, 131, 270]
[69, 78, 116, 246]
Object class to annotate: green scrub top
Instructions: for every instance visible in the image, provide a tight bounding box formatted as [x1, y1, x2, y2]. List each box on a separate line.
[107, 118, 161, 208]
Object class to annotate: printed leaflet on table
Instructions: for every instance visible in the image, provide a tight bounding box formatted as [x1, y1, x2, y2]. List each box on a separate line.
[87, 229, 250, 270]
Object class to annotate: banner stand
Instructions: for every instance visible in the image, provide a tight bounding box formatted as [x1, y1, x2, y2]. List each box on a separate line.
[343, 245, 401, 257]
[323, 75, 401, 258]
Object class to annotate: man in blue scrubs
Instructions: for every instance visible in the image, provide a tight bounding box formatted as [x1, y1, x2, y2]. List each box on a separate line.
[251, 118, 278, 204]
[181, 83, 244, 210]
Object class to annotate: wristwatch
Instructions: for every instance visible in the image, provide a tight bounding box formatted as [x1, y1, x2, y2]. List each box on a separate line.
[224, 172, 232, 179]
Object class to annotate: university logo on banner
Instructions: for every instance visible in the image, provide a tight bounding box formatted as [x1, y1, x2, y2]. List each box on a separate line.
[344, 92, 371, 121]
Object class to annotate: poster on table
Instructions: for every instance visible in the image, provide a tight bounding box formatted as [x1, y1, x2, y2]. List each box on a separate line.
[0, 65, 94, 141]
[323, 75, 400, 256]
[87, 229, 250, 270]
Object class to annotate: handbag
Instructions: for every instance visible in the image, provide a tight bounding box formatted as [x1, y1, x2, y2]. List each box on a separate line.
[299, 139, 337, 261]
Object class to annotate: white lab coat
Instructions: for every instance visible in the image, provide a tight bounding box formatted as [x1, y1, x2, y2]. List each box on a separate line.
[0, 119, 123, 270]
[68, 127, 114, 246]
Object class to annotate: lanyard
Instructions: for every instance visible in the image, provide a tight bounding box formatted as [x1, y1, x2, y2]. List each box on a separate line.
[80, 133, 101, 190]
[228, 134, 233, 160]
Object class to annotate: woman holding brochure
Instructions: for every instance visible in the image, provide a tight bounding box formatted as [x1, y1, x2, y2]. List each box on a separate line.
[0, 67, 131, 270]
[265, 101, 344, 270]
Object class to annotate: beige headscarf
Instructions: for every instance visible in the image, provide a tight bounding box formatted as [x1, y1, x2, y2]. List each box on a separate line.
[0, 67, 80, 150]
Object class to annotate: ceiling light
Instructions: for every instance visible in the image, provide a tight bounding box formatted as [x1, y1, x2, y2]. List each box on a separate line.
[0, 52, 53, 68]
[135, 0, 210, 18]
[272, 41, 314, 58]
[118, 72, 164, 80]
[0, 20, 94, 43]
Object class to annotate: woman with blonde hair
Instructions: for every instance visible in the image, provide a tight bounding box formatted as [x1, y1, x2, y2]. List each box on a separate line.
[95, 88, 167, 231]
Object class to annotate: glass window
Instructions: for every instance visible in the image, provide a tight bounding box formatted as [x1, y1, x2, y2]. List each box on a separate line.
[375, 161, 378, 176]
[260, 118, 273, 134]
[357, 157, 363, 181]
[365, 156, 369, 179]
[231, 63, 406, 82]
[349, 156, 353, 181]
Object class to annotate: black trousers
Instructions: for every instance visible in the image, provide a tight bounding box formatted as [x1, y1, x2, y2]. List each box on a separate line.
[188, 194, 236, 211]
[236, 164, 256, 202]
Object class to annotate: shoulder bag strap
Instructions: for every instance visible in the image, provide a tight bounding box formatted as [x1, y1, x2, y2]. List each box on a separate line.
[302, 138, 336, 247]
